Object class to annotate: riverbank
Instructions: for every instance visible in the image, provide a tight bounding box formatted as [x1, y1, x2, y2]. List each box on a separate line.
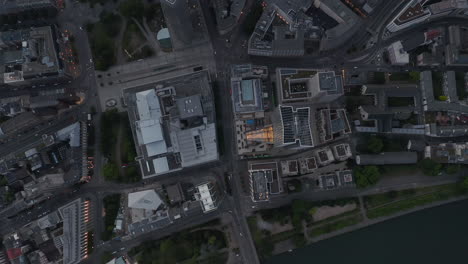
[266, 198, 468, 264]
[249, 182, 468, 260]
[308, 195, 468, 245]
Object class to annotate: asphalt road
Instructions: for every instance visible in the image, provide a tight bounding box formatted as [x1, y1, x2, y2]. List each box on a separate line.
[4, 1, 468, 264]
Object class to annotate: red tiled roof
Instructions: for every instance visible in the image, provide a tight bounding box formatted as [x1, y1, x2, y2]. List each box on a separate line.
[7, 248, 22, 260]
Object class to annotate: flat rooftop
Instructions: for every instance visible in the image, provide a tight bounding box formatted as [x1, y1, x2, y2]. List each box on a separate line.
[277, 68, 343, 103]
[0, 26, 61, 84]
[124, 71, 219, 179]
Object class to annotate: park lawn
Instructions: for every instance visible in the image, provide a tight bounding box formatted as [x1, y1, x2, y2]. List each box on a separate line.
[455, 72, 467, 100]
[247, 216, 275, 260]
[432, 72, 444, 100]
[120, 116, 137, 164]
[387, 97, 414, 107]
[100, 109, 121, 157]
[102, 194, 121, 241]
[88, 12, 122, 71]
[307, 209, 360, 227]
[309, 215, 363, 237]
[379, 164, 419, 177]
[366, 183, 467, 219]
[388, 72, 420, 83]
[129, 229, 227, 264]
[122, 21, 150, 61]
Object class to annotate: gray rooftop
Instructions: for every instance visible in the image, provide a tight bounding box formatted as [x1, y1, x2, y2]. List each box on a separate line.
[176, 95, 204, 119]
[356, 152, 418, 165]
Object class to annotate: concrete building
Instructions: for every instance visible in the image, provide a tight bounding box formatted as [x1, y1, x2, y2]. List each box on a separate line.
[212, 0, 246, 35]
[247, 0, 322, 57]
[386, 0, 431, 33]
[425, 142, 468, 164]
[194, 181, 219, 213]
[273, 105, 313, 148]
[0, 0, 56, 15]
[128, 190, 164, 223]
[249, 162, 283, 202]
[0, 26, 64, 85]
[230, 64, 273, 158]
[313, 0, 362, 51]
[445, 25, 468, 66]
[319, 170, 355, 190]
[276, 68, 344, 104]
[124, 71, 219, 178]
[358, 84, 425, 134]
[387, 41, 410, 65]
[356, 152, 418, 165]
[57, 198, 91, 264]
[247, 0, 360, 56]
[429, 0, 468, 16]
[316, 108, 351, 143]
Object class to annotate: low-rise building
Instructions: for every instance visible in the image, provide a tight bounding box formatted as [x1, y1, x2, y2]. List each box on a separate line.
[425, 142, 468, 164]
[276, 68, 344, 104]
[0, 26, 67, 86]
[319, 170, 355, 190]
[194, 181, 220, 213]
[0, 0, 56, 15]
[249, 162, 283, 202]
[356, 152, 418, 165]
[358, 84, 424, 135]
[387, 41, 410, 65]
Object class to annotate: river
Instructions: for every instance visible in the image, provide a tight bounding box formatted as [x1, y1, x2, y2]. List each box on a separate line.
[266, 200, 468, 264]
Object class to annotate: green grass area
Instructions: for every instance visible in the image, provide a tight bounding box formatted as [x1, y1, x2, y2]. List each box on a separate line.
[388, 72, 420, 82]
[129, 229, 227, 264]
[307, 209, 360, 227]
[379, 164, 419, 177]
[387, 97, 414, 107]
[247, 216, 275, 260]
[88, 12, 122, 71]
[371, 72, 386, 84]
[366, 183, 468, 219]
[101, 251, 114, 264]
[100, 109, 120, 158]
[432, 71, 444, 100]
[121, 116, 137, 164]
[103, 162, 120, 182]
[309, 215, 363, 237]
[122, 21, 153, 61]
[270, 229, 300, 243]
[102, 194, 121, 241]
[455, 72, 467, 100]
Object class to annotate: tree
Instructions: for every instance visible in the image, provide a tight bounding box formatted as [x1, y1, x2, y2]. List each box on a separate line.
[461, 177, 468, 191]
[446, 164, 460, 175]
[119, 0, 145, 19]
[292, 234, 306, 248]
[354, 166, 380, 188]
[419, 158, 442, 176]
[103, 163, 120, 181]
[367, 136, 384, 154]
[0, 176, 7, 186]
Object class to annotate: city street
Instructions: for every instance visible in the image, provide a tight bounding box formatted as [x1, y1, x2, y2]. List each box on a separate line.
[3, 1, 468, 264]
